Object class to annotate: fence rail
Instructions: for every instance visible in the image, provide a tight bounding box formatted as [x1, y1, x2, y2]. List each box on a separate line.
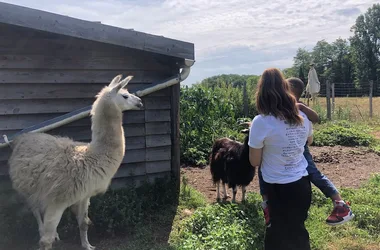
[308, 80, 378, 121]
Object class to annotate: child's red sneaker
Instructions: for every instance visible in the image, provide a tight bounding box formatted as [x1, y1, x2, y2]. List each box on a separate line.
[326, 200, 355, 226]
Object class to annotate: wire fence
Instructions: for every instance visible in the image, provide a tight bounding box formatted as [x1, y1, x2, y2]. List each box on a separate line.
[303, 80, 379, 121]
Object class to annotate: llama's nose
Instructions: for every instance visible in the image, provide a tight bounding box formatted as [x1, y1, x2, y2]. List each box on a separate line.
[136, 102, 144, 109]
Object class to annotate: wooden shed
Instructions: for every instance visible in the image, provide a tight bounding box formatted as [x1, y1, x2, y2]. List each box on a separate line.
[0, 3, 195, 188]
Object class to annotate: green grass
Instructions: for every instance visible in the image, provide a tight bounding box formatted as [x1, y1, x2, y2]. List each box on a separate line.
[2, 172, 380, 250]
[170, 195, 265, 250]
[83, 179, 207, 250]
[170, 175, 380, 250]
[311, 97, 380, 122]
[110, 244, 175, 250]
[179, 176, 208, 210]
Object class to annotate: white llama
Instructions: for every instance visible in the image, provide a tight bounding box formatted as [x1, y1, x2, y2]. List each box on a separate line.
[7, 75, 143, 250]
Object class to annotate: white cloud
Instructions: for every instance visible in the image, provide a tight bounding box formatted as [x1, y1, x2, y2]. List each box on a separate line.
[3, 0, 378, 84]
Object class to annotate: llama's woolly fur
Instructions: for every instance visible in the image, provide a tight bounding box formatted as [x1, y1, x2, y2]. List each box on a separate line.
[7, 75, 142, 250]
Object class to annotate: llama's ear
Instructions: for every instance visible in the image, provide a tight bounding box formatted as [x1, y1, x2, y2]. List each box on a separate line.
[239, 121, 252, 127]
[119, 75, 133, 89]
[110, 76, 133, 93]
[111, 82, 123, 93]
[108, 74, 123, 88]
[240, 128, 250, 134]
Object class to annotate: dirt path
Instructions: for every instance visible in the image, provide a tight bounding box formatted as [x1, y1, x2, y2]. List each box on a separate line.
[181, 146, 380, 203]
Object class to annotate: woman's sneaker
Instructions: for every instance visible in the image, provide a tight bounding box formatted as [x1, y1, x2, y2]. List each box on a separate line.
[326, 200, 355, 226]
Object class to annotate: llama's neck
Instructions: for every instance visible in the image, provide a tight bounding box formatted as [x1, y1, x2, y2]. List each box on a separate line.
[88, 98, 125, 162]
[241, 136, 251, 165]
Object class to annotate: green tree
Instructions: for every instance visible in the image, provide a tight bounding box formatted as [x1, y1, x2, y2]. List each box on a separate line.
[331, 38, 354, 83]
[350, 3, 380, 89]
[293, 48, 312, 83]
[311, 40, 333, 81]
[282, 67, 298, 79]
[200, 74, 248, 89]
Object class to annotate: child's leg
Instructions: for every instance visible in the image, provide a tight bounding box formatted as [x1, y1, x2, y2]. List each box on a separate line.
[304, 146, 339, 198]
[258, 167, 270, 226]
[258, 167, 267, 198]
[304, 145, 354, 226]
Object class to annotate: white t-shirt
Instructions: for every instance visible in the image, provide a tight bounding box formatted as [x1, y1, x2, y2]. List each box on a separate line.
[248, 111, 313, 184]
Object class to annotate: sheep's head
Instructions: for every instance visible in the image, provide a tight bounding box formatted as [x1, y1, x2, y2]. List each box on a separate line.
[108, 75, 144, 111]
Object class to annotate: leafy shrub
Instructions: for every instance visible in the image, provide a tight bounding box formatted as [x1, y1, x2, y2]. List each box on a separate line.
[180, 84, 254, 165]
[313, 120, 374, 146]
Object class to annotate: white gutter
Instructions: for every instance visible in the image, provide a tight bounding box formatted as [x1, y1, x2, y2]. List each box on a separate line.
[0, 59, 195, 149]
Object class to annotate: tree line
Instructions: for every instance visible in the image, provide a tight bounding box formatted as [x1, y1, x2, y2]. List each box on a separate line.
[283, 3, 380, 95]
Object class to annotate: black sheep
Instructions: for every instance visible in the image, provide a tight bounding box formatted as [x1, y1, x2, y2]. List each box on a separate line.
[209, 127, 256, 202]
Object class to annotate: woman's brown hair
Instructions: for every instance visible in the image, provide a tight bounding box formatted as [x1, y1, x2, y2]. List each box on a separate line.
[256, 68, 303, 126]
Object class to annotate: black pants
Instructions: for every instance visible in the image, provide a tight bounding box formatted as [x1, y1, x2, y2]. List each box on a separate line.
[264, 176, 312, 250]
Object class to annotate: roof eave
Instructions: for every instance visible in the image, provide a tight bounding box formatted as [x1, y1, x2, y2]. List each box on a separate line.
[0, 2, 194, 60]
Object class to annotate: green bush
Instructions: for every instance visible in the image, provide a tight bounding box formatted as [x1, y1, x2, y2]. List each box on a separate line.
[180, 84, 254, 165]
[313, 120, 374, 146]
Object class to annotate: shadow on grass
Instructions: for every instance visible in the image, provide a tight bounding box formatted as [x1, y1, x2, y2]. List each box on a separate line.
[0, 176, 179, 250]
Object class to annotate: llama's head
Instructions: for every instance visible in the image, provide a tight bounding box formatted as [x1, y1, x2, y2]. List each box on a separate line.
[240, 128, 250, 134]
[239, 121, 251, 135]
[240, 122, 251, 147]
[107, 75, 144, 111]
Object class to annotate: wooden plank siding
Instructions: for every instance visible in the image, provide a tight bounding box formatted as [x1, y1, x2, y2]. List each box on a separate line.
[0, 95, 171, 116]
[0, 25, 178, 183]
[0, 83, 171, 100]
[0, 93, 172, 177]
[170, 83, 181, 187]
[110, 172, 171, 190]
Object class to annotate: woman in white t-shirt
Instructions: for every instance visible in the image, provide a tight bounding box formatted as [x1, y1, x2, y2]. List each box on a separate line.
[248, 68, 313, 250]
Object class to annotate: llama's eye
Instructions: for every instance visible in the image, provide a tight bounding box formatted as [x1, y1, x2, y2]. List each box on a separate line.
[122, 94, 129, 99]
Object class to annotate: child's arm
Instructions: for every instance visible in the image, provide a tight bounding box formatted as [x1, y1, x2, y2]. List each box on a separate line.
[307, 136, 313, 145]
[296, 103, 320, 124]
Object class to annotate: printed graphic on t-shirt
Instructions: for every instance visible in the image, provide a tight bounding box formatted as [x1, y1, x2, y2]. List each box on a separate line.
[281, 124, 307, 171]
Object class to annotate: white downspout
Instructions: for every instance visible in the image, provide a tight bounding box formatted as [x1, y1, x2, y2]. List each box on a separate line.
[0, 59, 195, 149]
[136, 59, 194, 96]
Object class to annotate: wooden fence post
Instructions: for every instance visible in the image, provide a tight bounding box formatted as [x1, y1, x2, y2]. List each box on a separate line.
[369, 80, 373, 118]
[326, 80, 331, 120]
[331, 82, 335, 115]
